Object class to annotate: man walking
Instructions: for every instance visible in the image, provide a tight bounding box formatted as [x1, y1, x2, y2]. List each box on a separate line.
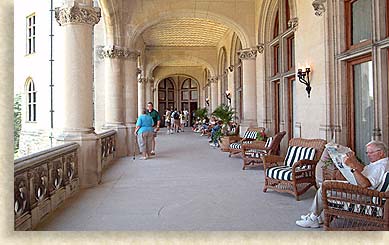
[146, 102, 161, 156]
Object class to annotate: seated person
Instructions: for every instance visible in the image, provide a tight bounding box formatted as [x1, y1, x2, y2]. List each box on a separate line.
[296, 140, 389, 228]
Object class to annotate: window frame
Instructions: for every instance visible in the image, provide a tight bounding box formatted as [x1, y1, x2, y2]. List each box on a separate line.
[344, 0, 373, 50]
[26, 79, 37, 122]
[26, 13, 36, 55]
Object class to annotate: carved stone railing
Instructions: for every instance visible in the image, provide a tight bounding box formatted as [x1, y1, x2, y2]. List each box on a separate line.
[98, 130, 116, 170]
[14, 143, 79, 230]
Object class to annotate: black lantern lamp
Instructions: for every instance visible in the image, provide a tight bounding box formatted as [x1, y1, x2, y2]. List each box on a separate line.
[205, 97, 210, 106]
[225, 90, 231, 105]
[297, 67, 312, 98]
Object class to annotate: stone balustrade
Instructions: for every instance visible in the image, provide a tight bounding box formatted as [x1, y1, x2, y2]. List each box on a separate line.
[14, 130, 118, 230]
[14, 142, 80, 230]
[99, 129, 116, 170]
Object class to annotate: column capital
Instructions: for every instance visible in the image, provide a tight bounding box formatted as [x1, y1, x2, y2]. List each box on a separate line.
[55, 1, 101, 26]
[238, 48, 258, 60]
[138, 77, 147, 83]
[256, 43, 265, 54]
[208, 76, 218, 83]
[288, 17, 298, 31]
[312, 0, 326, 16]
[97, 45, 140, 60]
[146, 77, 154, 84]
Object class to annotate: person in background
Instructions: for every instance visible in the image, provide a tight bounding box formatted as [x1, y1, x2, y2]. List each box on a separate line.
[183, 108, 189, 127]
[209, 120, 223, 147]
[146, 102, 161, 156]
[134, 109, 154, 160]
[172, 108, 180, 133]
[180, 110, 185, 132]
[165, 108, 172, 134]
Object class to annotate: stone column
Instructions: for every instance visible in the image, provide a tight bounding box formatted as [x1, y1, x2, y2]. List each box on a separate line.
[55, 1, 102, 188]
[239, 48, 258, 133]
[210, 76, 218, 112]
[255, 44, 267, 129]
[145, 77, 154, 104]
[138, 77, 146, 116]
[124, 50, 140, 156]
[100, 46, 127, 157]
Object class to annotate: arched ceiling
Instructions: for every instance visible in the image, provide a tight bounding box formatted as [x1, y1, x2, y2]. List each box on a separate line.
[142, 18, 229, 47]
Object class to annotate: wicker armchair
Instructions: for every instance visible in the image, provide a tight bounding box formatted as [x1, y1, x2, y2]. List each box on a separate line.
[322, 177, 389, 231]
[219, 124, 240, 152]
[241, 131, 286, 170]
[228, 127, 265, 157]
[262, 138, 327, 200]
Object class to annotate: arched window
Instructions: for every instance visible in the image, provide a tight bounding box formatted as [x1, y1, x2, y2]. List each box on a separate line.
[26, 78, 37, 122]
[266, 0, 295, 137]
[158, 78, 175, 113]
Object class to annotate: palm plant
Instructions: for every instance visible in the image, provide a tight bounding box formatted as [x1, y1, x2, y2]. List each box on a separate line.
[212, 104, 234, 125]
[194, 107, 208, 121]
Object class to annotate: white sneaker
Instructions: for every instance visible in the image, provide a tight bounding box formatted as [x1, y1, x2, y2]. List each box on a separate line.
[209, 143, 218, 147]
[139, 156, 147, 160]
[300, 213, 323, 224]
[296, 213, 320, 228]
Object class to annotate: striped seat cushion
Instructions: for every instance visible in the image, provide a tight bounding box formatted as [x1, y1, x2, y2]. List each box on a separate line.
[229, 142, 241, 149]
[244, 149, 267, 158]
[266, 166, 293, 181]
[243, 130, 259, 140]
[229, 141, 253, 150]
[378, 171, 389, 193]
[265, 137, 273, 148]
[284, 145, 316, 167]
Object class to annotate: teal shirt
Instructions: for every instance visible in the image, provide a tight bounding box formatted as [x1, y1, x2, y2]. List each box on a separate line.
[136, 114, 154, 134]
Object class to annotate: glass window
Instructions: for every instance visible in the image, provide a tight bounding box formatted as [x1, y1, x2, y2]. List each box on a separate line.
[26, 14, 36, 54]
[353, 60, 374, 164]
[351, 0, 372, 45]
[26, 79, 37, 122]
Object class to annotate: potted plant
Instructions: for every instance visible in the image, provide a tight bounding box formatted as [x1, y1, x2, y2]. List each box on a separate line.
[194, 107, 208, 121]
[211, 104, 237, 151]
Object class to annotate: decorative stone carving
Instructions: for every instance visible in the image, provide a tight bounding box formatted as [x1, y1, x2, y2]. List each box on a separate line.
[238, 48, 258, 60]
[256, 44, 265, 54]
[138, 77, 147, 83]
[147, 77, 155, 84]
[209, 76, 218, 83]
[288, 18, 298, 31]
[312, 0, 326, 16]
[228, 65, 234, 72]
[136, 68, 142, 76]
[55, 2, 101, 26]
[97, 45, 140, 60]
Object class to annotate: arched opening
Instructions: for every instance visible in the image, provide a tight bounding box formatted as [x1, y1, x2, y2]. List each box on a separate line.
[180, 78, 199, 126]
[218, 47, 228, 105]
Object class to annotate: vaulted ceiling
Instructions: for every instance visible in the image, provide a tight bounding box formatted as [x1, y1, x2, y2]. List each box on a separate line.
[142, 18, 229, 47]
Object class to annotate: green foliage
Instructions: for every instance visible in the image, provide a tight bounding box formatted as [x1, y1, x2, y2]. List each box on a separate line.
[211, 104, 235, 125]
[194, 107, 208, 121]
[14, 93, 22, 155]
[211, 127, 223, 143]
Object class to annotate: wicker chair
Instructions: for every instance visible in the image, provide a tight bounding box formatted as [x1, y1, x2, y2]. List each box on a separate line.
[262, 138, 327, 200]
[228, 127, 265, 157]
[219, 124, 240, 152]
[241, 131, 286, 170]
[322, 173, 389, 231]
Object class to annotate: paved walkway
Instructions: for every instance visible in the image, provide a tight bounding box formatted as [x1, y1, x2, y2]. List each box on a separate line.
[37, 129, 319, 231]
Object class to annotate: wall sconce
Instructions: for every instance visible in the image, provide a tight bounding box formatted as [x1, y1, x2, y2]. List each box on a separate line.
[228, 65, 234, 72]
[205, 97, 210, 106]
[225, 90, 231, 105]
[297, 67, 312, 98]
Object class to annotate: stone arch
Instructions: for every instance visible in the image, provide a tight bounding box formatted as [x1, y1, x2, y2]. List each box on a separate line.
[127, 9, 252, 49]
[146, 56, 216, 78]
[257, 0, 297, 44]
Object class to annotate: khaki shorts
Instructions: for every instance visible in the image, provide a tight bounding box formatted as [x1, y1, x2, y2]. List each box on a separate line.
[137, 131, 153, 153]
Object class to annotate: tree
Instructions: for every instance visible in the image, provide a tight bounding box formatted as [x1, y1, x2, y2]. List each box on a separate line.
[14, 93, 22, 156]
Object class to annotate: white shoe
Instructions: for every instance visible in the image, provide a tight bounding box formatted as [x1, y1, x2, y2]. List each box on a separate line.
[296, 213, 320, 228]
[139, 156, 147, 160]
[300, 213, 323, 224]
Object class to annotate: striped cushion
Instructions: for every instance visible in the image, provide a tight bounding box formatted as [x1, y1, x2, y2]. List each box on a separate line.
[284, 146, 316, 167]
[378, 171, 389, 192]
[229, 142, 241, 149]
[245, 149, 267, 158]
[265, 137, 273, 148]
[266, 166, 293, 181]
[243, 131, 259, 140]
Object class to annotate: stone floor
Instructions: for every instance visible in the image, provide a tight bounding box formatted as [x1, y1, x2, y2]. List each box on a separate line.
[37, 128, 320, 231]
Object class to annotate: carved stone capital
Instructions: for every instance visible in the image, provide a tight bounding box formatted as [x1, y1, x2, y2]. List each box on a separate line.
[312, 0, 326, 17]
[209, 76, 218, 83]
[238, 48, 258, 60]
[288, 18, 298, 31]
[256, 43, 265, 54]
[97, 46, 140, 60]
[138, 77, 147, 84]
[55, 2, 101, 26]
